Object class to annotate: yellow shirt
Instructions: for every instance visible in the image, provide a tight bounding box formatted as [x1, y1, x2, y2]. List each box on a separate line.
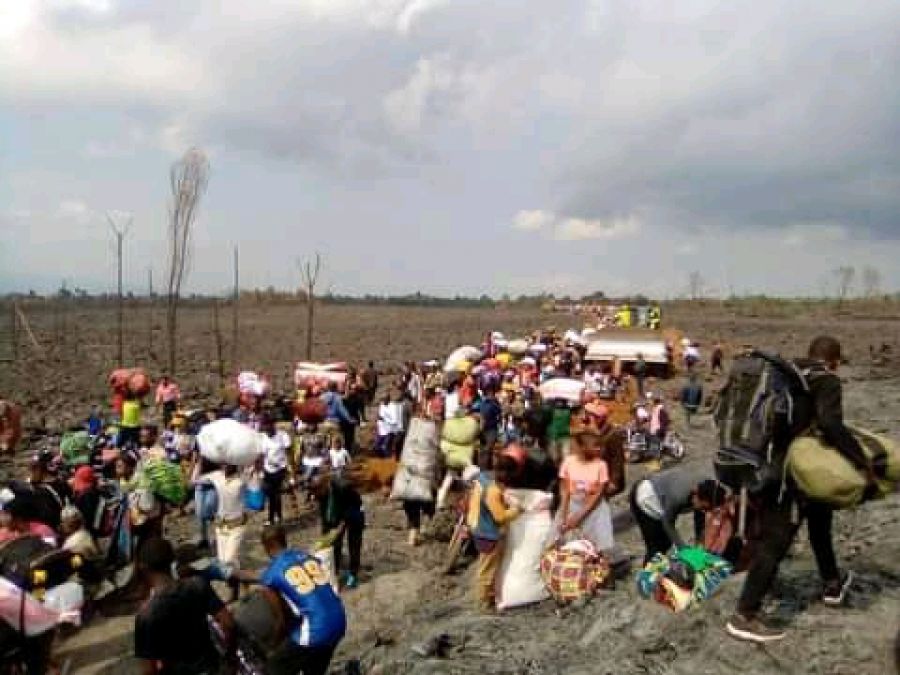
[121, 400, 141, 428]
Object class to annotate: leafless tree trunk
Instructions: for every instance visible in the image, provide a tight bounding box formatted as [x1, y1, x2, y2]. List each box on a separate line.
[9, 302, 17, 362]
[688, 271, 705, 301]
[165, 148, 209, 375]
[299, 253, 322, 361]
[147, 267, 154, 358]
[232, 246, 239, 370]
[14, 304, 43, 356]
[862, 266, 882, 299]
[212, 300, 225, 381]
[834, 266, 855, 307]
[107, 213, 132, 366]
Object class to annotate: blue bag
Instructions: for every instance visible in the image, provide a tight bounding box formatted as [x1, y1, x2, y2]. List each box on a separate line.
[243, 485, 265, 512]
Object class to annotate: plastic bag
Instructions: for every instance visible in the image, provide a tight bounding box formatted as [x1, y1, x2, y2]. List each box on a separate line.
[497, 490, 552, 610]
[0, 577, 65, 636]
[243, 471, 265, 512]
[198, 419, 265, 466]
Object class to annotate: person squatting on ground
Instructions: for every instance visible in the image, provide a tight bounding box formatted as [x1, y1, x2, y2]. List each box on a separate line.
[234, 525, 347, 675]
[727, 336, 878, 644]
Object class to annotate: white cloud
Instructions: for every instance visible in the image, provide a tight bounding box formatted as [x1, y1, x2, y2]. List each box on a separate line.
[675, 243, 698, 255]
[554, 215, 640, 241]
[512, 209, 555, 231]
[383, 55, 476, 135]
[0, 3, 205, 103]
[783, 223, 849, 247]
[50, 0, 113, 13]
[56, 199, 90, 220]
[395, 0, 450, 34]
[513, 209, 640, 241]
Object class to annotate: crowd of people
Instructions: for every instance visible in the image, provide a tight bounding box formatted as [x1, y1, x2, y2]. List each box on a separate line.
[0, 323, 891, 672]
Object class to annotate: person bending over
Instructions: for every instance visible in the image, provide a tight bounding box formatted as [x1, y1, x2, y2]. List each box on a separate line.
[235, 525, 346, 675]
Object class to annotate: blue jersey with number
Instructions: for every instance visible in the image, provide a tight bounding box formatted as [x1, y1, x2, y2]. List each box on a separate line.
[260, 549, 347, 647]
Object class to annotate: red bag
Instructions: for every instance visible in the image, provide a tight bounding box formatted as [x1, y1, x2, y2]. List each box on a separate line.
[108, 368, 131, 392]
[128, 369, 151, 397]
[294, 399, 327, 425]
[703, 502, 736, 557]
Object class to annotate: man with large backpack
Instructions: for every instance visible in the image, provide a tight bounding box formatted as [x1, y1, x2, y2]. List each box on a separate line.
[717, 337, 877, 643]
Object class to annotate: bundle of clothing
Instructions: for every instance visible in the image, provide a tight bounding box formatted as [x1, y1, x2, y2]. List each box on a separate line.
[540, 538, 611, 604]
[636, 546, 732, 612]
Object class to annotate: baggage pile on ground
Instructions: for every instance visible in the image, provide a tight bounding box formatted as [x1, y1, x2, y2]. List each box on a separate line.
[636, 548, 733, 612]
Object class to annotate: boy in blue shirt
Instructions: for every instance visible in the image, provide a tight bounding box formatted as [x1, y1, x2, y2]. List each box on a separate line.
[236, 525, 346, 675]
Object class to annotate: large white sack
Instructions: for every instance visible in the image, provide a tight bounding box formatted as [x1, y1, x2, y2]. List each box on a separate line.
[400, 418, 439, 473]
[445, 345, 482, 372]
[313, 547, 340, 593]
[391, 418, 439, 502]
[539, 378, 585, 404]
[198, 419, 265, 467]
[497, 489, 552, 610]
[507, 339, 529, 356]
[390, 466, 434, 502]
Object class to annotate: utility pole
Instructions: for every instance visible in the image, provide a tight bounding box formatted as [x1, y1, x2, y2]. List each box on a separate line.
[107, 212, 132, 367]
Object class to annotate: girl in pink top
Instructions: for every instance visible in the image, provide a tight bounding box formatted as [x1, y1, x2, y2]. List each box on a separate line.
[551, 429, 615, 551]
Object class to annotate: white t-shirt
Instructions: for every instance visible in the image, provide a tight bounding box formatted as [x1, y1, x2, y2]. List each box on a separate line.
[206, 469, 245, 521]
[377, 402, 402, 436]
[263, 431, 290, 474]
[444, 391, 460, 419]
[329, 447, 351, 471]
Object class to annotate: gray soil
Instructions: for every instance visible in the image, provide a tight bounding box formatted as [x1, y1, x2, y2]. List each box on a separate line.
[1, 302, 898, 674]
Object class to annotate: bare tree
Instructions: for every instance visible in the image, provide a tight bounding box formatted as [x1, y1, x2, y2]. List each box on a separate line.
[212, 300, 225, 381]
[147, 267, 154, 359]
[232, 245, 239, 370]
[833, 266, 855, 306]
[862, 266, 882, 299]
[298, 253, 322, 361]
[688, 271, 705, 301]
[165, 148, 209, 375]
[107, 212, 132, 366]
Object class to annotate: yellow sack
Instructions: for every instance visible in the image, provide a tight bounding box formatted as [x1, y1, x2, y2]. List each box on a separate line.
[788, 427, 899, 509]
[441, 439, 475, 470]
[496, 353, 513, 368]
[442, 415, 479, 446]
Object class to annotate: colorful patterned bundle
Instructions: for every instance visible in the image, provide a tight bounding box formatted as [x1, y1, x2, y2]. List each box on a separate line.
[635, 548, 733, 612]
[540, 539, 611, 604]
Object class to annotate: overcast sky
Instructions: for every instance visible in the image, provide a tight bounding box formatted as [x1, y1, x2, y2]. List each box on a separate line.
[2, 1, 898, 298]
